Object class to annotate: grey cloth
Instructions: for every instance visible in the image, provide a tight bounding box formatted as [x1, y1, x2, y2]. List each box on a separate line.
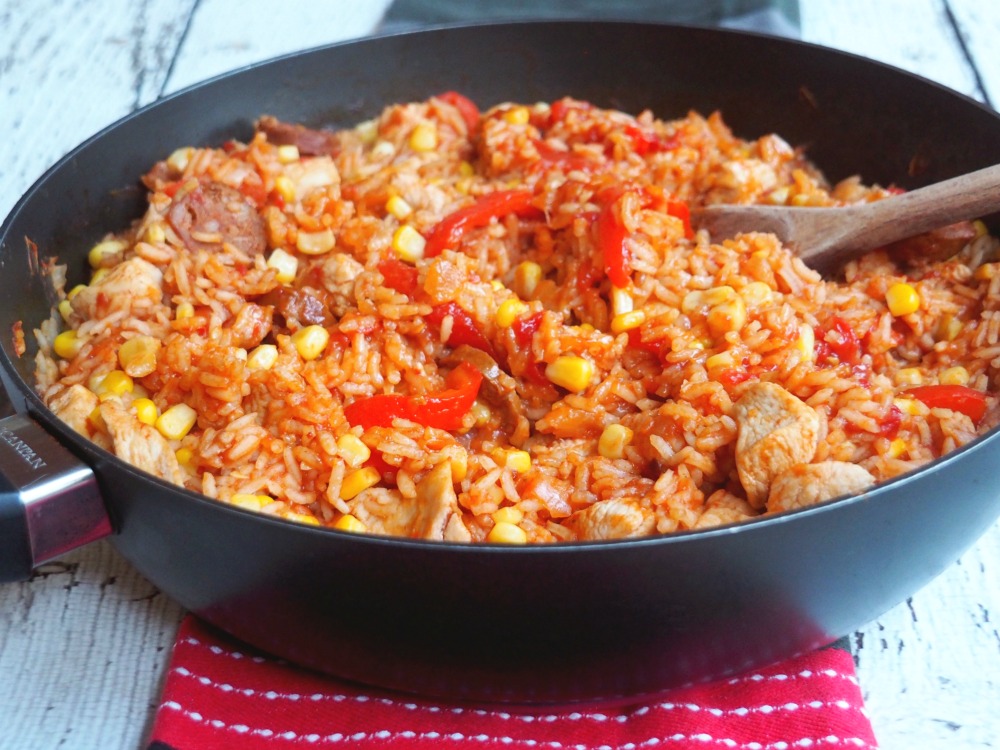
[380, 0, 800, 37]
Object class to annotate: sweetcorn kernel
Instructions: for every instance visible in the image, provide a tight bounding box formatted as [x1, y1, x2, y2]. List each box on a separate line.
[88, 240, 125, 269]
[705, 350, 736, 371]
[939, 366, 970, 386]
[247, 344, 279, 371]
[487, 521, 528, 544]
[450, 451, 469, 482]
[267, 248, 299, 284]
[231, 493, 266, 511]
[386, 195, 413, 220]
[296, 228, 336, 255]
[133, 398, 159, 426]
[936, 314, 963, 342]
[156, 403, 197, 440]
[291, 325, 330, 361]
[409, 122, 438, 152]
[340, 467, 381, 500]
[598, 423, 634, 460]
[496, 298, 528, 328]
[53, 330, 83, 359]
[795, 324, 815, 362]
[334, 514, 367, 533]
[392, 224, 426, 262]
[143, 222, 166, 244]
[513, 261, 542, 299]
[611, 310, 646, 334]
[95, 370, 134, 400]
[337, 433, 371, 468]
[895, 368, 924, 386]
[273, 175, 296, 203]
[500, 449, 532, 473]
[286, 512, 321, 526]
[503, 106, 531, 125]
[894, 397, 925, 416]
[707, 296, 748, 336]
[57, 300, 74, 324]
[166, 147, 194, 173]
[492, 506, 524, 525]
[276, 144, 300, 163]
[118, 335, 161, 378]
[545, 356, 594, 392]
[175, 301, 195, 320]
[887, 438, 908, 459]
[175, 447, 194, 466]
[886, 282, 920, 316]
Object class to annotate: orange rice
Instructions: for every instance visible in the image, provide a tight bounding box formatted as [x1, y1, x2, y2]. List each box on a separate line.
[34, 94, 1000, 543]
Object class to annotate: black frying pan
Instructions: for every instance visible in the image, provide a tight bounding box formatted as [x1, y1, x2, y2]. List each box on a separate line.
[3, 22, 1000, 705]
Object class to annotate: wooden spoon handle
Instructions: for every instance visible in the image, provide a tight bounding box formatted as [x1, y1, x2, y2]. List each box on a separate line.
[798, 163, 1000, 268]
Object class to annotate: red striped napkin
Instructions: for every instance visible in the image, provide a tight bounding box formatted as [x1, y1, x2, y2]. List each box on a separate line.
[148, 615, 878, 749]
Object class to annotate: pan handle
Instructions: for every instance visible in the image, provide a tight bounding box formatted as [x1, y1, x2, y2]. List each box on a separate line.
[0, 409, 111, 583]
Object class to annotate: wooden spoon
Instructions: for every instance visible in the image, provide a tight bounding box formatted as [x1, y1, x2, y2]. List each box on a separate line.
[691, 163, 1000, 273]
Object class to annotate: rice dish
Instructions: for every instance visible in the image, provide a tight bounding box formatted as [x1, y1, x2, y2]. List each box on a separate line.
[33, 94, 1000, 543]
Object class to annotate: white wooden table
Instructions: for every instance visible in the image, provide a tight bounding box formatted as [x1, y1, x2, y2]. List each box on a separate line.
[1, 2, 998, 748]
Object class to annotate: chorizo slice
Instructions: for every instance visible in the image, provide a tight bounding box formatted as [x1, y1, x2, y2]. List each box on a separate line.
[256, 115, 340, 157]
[168, 181, 266, 257]
[734, 382, 820, 509]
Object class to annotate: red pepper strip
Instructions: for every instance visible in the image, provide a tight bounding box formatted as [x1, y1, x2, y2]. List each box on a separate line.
[623, 124, 680, 156]
[424, 190, 543, 258]
[666, 200, 693, 239]
[426, 302, 496, 358]
[509, 312, 551, 385]
[532, 139, 595, 173]
[344, 361, 484, 432]
[377, 258, 419, 296]
[435, 91, 480, 134]
[597, 188, 632, 288]
[903, 384, 988, 422]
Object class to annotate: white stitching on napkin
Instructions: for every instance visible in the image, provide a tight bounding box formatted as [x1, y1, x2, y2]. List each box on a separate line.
[169, 665, 869, 726]
[159, 701, 877, 749]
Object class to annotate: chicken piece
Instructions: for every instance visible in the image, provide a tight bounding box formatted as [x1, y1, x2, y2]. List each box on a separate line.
[320, 253, 364, 317]
[349, 462, 471, 541]
[693, 489, 758, 529]
[71, 257, 163, 320]
[99, 399, 185, 486]
[766, 461, 875, 513]
[48, 384, 98, 436]
[282, 156, 340, 199]
[734, 382, 820, 509]
[566, 498, 655, 541]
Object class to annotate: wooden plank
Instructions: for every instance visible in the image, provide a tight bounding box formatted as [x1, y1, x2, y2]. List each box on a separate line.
[0, 543, 184, 748]
[0, 0, 197, 220]
[800, 0, 982, 98]
[948, 0, 1000, 106]
[164, 0, 395, 94]
[0, 2, 196, 747]
[801, 2, 1000, 745]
